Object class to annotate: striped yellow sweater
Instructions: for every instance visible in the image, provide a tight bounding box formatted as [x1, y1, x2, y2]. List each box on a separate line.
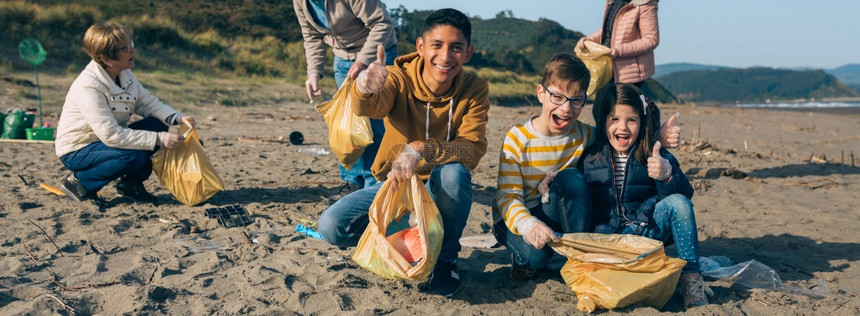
[493, 116, 594, 235]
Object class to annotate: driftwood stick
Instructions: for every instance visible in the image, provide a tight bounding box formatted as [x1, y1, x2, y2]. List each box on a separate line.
[28, 219, 64, 257]
[43, 293, 76, 314]
[21, 244, 40, 262]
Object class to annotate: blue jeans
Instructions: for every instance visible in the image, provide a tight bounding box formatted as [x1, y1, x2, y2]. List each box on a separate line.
[619, 193, 700, 272]
[499, 169, 592, 270]
[318, 162, 472, 263]
[59, 117, 168, 192]
[333, 44, 396, 188]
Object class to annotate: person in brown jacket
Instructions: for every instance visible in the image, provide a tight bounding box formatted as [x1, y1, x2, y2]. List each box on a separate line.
[317, 8, 489, 299]
[293, 0, 397, 199]
[577, 0, 659, 87]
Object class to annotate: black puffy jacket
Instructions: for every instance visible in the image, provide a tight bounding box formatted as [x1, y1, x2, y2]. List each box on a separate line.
[579, 142, 693, 233]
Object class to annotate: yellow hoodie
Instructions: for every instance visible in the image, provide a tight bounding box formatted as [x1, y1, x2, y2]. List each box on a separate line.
[351, 52, 490, 181]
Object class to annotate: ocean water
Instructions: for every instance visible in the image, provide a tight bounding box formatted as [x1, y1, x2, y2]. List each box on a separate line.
[733, 101, 860, 109]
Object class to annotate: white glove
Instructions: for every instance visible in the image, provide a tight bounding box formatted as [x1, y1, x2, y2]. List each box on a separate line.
[516, 217, 560, 249]
[177, 114, 196, 128]
[156, 131, 183, 149]
[538, 171, 558, 204]
[647, 141, 672, 181]
[355, 45, 388, 94]
[659, 113, 681, 149]
[305, 74, 322, 102]
[387, 144, 422, 190]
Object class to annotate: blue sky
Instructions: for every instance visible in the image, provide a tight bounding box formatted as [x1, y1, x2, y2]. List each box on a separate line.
[382, 1, 859, 70]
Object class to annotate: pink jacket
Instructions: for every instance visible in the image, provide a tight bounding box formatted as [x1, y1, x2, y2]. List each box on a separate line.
[586, 0, 659, 84]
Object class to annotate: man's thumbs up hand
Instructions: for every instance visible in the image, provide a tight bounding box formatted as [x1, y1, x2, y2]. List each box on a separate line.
[356, 44, 389, 94]
[647, 141, 672, 181]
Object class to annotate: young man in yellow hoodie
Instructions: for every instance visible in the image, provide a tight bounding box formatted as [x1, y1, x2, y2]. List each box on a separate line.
[317, 8, 489, 298]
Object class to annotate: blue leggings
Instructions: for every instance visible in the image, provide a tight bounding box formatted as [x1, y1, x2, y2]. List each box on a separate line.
[620, 194, 701, 273]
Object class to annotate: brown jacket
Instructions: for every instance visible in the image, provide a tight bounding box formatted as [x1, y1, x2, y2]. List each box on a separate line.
[293, 0, 397, 78]
[350, 52, 490, 181]
[586, 0, 659, 84]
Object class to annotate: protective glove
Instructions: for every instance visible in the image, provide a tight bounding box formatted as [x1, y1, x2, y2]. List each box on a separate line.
[305, 74, 322, 102]
[538, 171, 558, 204]
[177, 114, 196, 128]
[347, 61, 368, 79]
[356, 45, 388, 94]
[387, 144, 421, 190]
[516, 217, 560, 249]
[647, 141, 672, 181]
[659, 113, 681, 148]
[156, 131, 183, 149]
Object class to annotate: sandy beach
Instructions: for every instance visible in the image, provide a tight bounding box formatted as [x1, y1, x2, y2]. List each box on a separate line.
[1, 73, 859, 315]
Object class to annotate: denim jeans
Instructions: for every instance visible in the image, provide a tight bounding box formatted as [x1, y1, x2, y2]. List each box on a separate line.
[332, 44, 397, 188]
[59, 117, 168, 192]
[500, 168, 592, 270]
[619, 193, 700, 272]
[318, 162, 472, 263]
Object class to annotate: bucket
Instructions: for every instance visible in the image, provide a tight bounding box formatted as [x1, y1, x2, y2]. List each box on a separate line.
[25, 127, 55, 141]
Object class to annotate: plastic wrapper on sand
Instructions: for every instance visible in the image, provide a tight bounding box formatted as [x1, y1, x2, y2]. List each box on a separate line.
[352, 176, 443, 281]
[315, 78, 373, 170]
[152, 124, 224, 206]
[551, 233, 686, 313]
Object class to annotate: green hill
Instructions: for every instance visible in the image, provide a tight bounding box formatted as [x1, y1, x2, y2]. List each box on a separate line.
[826, 64, 860, 89]
[2, 2, 678, 104]
[654, 63, 726, 79]
[658, 67, 860, 103]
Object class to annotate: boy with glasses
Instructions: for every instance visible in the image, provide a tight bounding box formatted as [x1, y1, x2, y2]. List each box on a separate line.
[493, 53, 680, 280]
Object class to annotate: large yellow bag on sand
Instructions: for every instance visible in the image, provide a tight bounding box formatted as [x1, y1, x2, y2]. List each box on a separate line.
[315, 78, 373, 170]
[152, 124, 224, 206]
[551, 233, 686, 313]
[352, 176, 443, 281]
[574, 41, 613, 100]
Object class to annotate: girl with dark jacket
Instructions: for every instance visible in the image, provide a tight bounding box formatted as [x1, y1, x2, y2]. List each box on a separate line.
[579, 83, 708, 309]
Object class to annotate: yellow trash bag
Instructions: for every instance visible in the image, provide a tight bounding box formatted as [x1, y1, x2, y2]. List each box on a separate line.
[315, 78, 373, 170]
[151, 123, 224, 206]
[574, 41, 613, 100]
[550, 233, 686, 313]
[352, 175, 444, 281]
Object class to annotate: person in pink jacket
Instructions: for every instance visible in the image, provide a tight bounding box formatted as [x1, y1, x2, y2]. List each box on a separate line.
[577, 0, 659, 87]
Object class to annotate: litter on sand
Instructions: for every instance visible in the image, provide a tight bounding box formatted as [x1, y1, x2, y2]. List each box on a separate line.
[296, 224, 323, 239]
[204, 204, 253, 228]
[459, 234, 499, 248]
[699, 256, 830, 299]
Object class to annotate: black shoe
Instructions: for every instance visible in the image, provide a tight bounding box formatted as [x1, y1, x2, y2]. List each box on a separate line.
[510, 255, 536, 281]
[116, 181, 158, 204]
[60, 174, 89, 202]
[419, 260, 460, 298]
[328, 182, 362, 204]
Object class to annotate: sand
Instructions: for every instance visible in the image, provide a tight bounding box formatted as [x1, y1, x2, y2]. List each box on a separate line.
[2, 77, 860, 314]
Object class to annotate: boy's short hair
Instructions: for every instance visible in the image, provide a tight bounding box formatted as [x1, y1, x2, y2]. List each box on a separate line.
[84, 22, 132, 68]
[423, 8, 471, 44]
[541, 53, 590, 95]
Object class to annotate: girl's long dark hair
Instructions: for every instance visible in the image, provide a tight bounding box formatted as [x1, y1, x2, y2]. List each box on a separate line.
[592, 83, 655, 163]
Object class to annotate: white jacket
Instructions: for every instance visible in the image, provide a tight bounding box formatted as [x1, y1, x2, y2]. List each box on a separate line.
[55, 60, 180, 157]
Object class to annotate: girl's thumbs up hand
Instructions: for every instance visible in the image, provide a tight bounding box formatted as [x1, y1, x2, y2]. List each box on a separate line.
[647, 141, 672, 181]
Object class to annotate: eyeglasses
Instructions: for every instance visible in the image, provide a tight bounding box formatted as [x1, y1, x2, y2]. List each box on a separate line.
[117, 41, 135, 53]
[541, 84, 588, 109]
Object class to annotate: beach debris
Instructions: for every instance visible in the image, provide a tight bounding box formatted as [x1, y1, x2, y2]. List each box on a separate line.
[297, 218, 318, 227]
[237, 135, 293, 144]
[289, 131, 304, 145]
[699, 256, 830, 299]
[789, 178, 839, 190]
[296, 224, 323, 239]
[28, 219, 64, 257]
[686, 167, 747, 179]
[204, 204, 253, 228]
[174, 236, 228, 252]
[298, 145, 330, 156]
[459, 234, 499, 248]
[808, 154, 828, 164]
[40, 182, 66, 196]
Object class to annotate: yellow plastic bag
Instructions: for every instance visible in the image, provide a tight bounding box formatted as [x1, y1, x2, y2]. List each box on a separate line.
[352, 175, 444, 281]
[574, 41, 613, 100]
[151, 124, 224, 206]
[315, 78, 373, 170]
[551, 233, 686, 313]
